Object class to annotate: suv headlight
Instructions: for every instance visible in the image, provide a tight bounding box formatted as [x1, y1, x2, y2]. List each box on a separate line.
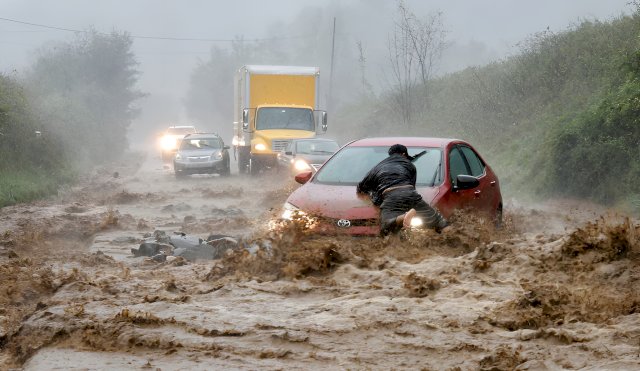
[255, 143, 267, 151]
[175, 153, 182, 160]
[213, 151, 223, 160]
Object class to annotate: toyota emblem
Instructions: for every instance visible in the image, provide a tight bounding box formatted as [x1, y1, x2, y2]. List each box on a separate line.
[336, 219, 351, 228]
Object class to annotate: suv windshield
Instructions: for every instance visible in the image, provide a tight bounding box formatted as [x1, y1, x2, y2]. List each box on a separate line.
[256, 107, 314, 131]
[179, 138, 222, 150]
[314, 146, 442, 186]
[296, 140, 339, 154]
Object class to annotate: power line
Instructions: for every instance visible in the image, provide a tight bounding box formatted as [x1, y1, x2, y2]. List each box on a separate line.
[0, 16, 307, 42]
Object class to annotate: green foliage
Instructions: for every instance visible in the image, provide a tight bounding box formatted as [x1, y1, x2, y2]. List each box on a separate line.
[0, 30, 140, 207]
[336, 12, 640, 208]
[546, 46, 640, 205]
[25, 30, 143, 167]
[0, 168, 74, 208]
[0, 74, 75, 207]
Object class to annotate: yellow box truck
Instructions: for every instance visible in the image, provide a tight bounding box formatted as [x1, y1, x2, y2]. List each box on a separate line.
[232, 65, 327, 175]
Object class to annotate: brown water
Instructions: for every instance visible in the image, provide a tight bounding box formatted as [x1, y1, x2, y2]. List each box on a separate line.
[0, 152, 638, 370]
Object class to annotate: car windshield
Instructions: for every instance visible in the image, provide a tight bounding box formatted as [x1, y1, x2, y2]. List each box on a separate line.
[314, 146, 443, 186]
[167, 127, 196, 135]
[296, 140, 339, 154]
[256, 107, 314, 131]
[179, 138, 221, 150]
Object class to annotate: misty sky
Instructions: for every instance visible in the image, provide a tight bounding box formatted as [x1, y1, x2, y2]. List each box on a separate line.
[0, 0, 633, 138]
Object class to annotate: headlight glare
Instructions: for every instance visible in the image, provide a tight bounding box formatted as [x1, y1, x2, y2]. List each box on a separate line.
[281, 202, 299, 220]
[161, 136, 177, 151]
[255, 143, 267, 151]
[294, 159, 311, 171]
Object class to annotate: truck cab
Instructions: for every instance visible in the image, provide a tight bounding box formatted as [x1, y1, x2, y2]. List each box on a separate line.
[233, 65, 327, 175]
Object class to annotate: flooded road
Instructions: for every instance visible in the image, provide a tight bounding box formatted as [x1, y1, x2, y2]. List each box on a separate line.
[1, 151, 639, 370]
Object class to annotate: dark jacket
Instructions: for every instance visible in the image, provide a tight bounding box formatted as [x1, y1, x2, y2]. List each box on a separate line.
[357, 154, 416, 206]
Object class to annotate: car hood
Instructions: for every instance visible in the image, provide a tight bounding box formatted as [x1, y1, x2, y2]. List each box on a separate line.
[287, 181, 440, 220]
[177, 149, 221, 157]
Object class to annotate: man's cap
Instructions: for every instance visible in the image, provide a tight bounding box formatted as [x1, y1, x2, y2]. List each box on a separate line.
[388, 144, 413, 160]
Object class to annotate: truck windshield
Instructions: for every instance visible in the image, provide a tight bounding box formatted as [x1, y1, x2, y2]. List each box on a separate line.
[256, 107, 314, 131]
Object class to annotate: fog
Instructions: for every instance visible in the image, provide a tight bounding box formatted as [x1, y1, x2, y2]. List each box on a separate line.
[0, 0, 632, 146]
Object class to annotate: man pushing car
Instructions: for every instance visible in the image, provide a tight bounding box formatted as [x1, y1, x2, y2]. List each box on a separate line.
[356, 144, 449, 235]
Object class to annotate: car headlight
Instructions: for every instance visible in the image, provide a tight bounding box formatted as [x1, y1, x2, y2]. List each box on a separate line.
[175, 153, 182, 160]
[294, 159, 311, 171]
[281, 202, 300, 220]
[410, 217, 423, 228]
[213, 151, 223, 160]
[255, 143, 267, 151]
[161, 136, 177, 151]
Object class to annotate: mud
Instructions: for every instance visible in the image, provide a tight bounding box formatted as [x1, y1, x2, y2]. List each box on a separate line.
[0, 151, 639, 370]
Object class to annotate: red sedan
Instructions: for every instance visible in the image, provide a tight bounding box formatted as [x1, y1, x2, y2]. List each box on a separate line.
[282, 137, 502, 235]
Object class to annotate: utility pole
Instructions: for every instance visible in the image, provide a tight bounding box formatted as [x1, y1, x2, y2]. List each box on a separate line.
[328, 17, 336, 112]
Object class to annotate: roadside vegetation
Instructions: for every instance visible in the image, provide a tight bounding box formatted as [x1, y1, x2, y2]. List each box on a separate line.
[0, 31, 142, 207]
[336, 6, 640, 212]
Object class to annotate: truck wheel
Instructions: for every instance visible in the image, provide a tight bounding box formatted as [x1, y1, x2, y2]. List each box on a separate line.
[249, 158, 260, 175]
[238, 152, 248, 174]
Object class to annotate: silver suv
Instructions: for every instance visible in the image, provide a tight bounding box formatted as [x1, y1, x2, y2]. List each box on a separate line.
[173, 133, 231, 177]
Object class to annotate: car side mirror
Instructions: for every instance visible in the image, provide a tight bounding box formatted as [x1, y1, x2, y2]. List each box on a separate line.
[223, 145, 230, 150]
[242, 109, 249, 124]
[285, 151, 293, 155]
[454, 174, 479, 190]
[295, 171, 313, 184]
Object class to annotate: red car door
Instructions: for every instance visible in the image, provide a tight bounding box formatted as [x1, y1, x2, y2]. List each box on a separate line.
[437, 145, 478, 216]
[458, 145, 498, 215]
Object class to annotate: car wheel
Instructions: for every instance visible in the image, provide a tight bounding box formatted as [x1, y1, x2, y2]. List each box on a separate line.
[221, 159, 231, 176]
[494, 205, 503, 229]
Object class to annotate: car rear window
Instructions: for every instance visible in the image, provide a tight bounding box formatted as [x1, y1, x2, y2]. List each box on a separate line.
[314, 146, 442, 186]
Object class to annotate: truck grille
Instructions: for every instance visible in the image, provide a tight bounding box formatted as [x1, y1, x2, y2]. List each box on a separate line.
[272, 139, 290, 152]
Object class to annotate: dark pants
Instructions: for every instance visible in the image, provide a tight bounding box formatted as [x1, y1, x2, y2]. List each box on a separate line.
[379, 188, 447, 235]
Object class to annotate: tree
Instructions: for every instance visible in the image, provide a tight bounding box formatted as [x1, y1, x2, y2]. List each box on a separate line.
[25, 30, 143, 166]
[184, 37, 258, 140]
[385, 0, 446, 127]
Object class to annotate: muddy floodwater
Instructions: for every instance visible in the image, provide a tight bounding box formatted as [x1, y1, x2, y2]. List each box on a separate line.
[1, 151, 639, 370]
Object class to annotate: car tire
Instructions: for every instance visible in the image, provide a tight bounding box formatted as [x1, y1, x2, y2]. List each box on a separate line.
[221, 160, 231, 176]
[494, 205, 503, 229]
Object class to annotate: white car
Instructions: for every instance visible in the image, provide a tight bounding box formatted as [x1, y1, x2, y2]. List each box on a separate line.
[160, 125, 197, 161]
